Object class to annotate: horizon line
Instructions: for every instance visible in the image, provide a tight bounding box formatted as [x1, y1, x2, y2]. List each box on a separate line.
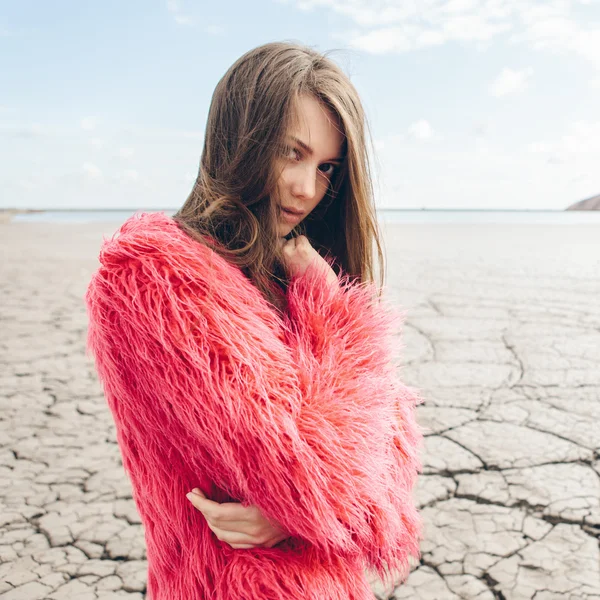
[1, 207, 576, 213]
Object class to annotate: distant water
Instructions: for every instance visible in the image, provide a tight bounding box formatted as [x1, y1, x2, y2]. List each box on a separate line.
[9, 209, 600, 224]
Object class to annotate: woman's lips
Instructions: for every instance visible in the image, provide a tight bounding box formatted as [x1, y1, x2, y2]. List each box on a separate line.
[280, 207, 305, 224]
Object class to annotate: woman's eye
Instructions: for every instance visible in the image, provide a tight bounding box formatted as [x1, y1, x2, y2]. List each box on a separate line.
[284, 146, 301, 161]
[319, 163, 337, 176]
[282, 146, 338, 176]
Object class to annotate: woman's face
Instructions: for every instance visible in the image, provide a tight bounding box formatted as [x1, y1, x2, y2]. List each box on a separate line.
[275, 95, 345, 237]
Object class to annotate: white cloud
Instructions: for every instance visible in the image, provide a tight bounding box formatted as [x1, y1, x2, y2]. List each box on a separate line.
[15, 173, 56, 193]
[0, 123, 55, 137]
[166, 0, 223, 32]
[205, 25, 225, 35]
[167, 0, 195, 26]
[513, 9, 600, 67]
[441, 14, 510, 42]
[90, 138, 104, 148]
[175, 14, 193, 25]
[119, 125, 204, 142]
[372, 130, 600, 209]
[528, 120, 600, 159]
[489, 67, 534, 97]
[407, 119, 437, 141]
[346, 28, 403, 54]
[83, 162, 102, 180]
[373, 133, 405, 151]
[295, 0, 600, 67]
[118, 147, 135, 159]
[346, 26, 429, 54]
[116, 169, 140, 183]
[81, 117, 97, 131]
[528, 141, 555, 154]
[17, 178, 38, 191]
[472, 120, 491, 137]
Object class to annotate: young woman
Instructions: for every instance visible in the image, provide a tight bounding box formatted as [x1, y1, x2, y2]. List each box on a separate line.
[86, 41, 422, 599]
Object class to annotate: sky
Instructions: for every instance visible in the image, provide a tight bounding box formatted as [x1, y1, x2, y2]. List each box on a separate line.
[1, 0, 599, 210]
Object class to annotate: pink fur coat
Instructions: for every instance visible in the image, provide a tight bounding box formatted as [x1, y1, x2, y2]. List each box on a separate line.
[85, 211, 422, 600]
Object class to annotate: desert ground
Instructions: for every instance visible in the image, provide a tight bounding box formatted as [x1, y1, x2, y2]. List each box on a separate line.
[1, 217, 599, 599]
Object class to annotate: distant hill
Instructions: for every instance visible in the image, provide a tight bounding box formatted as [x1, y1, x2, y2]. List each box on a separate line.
[566, 194, 600, 210]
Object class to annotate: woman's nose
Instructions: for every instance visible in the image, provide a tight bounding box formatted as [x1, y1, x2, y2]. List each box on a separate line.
[291, 166, 316, 200]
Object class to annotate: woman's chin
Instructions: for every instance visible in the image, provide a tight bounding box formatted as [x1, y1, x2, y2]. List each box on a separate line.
[277, 222, 294, 237]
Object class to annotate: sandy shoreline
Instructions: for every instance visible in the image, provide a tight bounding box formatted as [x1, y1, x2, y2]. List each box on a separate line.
[1, 220, 599, 599]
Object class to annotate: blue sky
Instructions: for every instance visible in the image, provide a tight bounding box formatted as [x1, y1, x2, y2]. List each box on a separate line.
[1, 0, 599, 210]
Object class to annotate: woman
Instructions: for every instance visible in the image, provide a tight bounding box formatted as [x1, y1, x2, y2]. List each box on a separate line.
[86, 41, 422, 599]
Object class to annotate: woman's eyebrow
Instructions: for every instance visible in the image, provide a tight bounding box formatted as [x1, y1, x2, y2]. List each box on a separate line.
[290, 136, 344, 162]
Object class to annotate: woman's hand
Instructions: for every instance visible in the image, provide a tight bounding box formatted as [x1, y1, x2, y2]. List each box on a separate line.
[278, 235, 338, 288]
[186, 488, 290, 549]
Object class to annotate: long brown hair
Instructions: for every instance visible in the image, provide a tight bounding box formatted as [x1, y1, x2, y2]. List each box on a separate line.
[173, 41, 385, 313]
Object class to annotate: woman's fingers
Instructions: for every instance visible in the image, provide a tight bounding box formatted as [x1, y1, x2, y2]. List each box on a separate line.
[185, 490, 221, 520]
[203, 519, 264, 547]
[186, 488, 289, 549]
[186, 490, 270, 544]
[186, 491, 262, 530]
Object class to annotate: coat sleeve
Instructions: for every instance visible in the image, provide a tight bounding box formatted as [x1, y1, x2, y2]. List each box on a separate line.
[283, 259, 423, 576]
[85, 217, 421, 573]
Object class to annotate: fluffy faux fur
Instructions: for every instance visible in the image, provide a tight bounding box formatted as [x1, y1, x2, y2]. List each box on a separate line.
[85, 211, 422, 600]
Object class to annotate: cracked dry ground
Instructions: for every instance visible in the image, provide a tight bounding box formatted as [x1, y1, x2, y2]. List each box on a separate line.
[1, 221, 599, 600]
